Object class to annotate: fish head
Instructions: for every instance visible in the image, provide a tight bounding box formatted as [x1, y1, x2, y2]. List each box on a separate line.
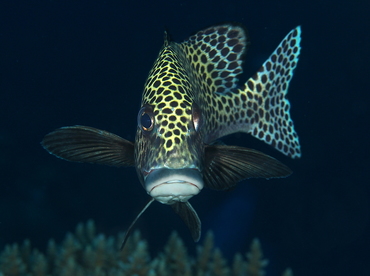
[134, 46, 205, 204]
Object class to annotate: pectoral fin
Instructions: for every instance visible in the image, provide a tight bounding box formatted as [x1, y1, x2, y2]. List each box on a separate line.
[203, 144, 292, 190]
[171, 201, 201, 242]
[41, 125, 135, 167]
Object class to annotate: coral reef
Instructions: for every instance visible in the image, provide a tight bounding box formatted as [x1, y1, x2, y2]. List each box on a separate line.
[0, 220, 292, 276]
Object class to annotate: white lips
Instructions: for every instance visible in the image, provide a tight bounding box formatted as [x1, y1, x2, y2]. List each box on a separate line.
[144, 169, 204, 205]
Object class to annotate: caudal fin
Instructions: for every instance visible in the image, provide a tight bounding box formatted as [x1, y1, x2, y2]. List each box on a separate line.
[240, 27, 302, 158]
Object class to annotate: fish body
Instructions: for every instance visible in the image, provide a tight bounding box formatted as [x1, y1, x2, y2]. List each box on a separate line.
[42, 24, 301, 245]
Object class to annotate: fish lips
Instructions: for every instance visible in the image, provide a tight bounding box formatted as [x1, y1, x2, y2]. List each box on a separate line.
[144, 168, 204, 205]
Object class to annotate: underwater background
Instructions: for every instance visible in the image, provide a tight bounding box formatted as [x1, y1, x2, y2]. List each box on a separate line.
[0, 0, 368, 275]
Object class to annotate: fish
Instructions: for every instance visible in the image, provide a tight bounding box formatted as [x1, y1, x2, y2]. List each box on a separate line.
[42, 23, 301, 248]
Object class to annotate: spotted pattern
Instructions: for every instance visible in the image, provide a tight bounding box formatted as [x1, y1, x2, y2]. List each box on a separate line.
[135, 37, 204, 177]
[180, 25, 302, 158]
[135, 24, 301, 179]
[181, 25, 248, 94]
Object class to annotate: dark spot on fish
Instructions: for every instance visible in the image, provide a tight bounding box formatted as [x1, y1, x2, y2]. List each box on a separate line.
[180, 116, 187, 123]
[261, 74, 267, 84]
[162, 120, 168, 126]
[233, 43, 243, 53]
[162, 108, 172, 114]
[158, 103, 165, 109]
[256, 84, 262, 93]
[218, 27, 228, 35]
[147, 89, 155, 100]
[163, 89, 171, 96]
[217, 61, 226, 69]
[252, 127, 258, 136]
[216, 43, 224, 50]
[174, 137, 180, 144]
[178, 86, 185, 94]
[184, 95, 192, 102]
[204, 28, 214, 35]
[277, 141, 283, 150]
[207, 64, 214, 73]
[259, 108, 264, 118]
[212, 56, 221, 63]
[170, 101, 178, 108]
[171, 78, 180, 86]
[165, 96, 173, 102]
[220, 71, 229, 79]
[173, 92, 182, 100]
[247, 81, 254, 91]
[221, 47, 229, 56]
[254, 112, 259, 122]
[174, 129, 180, 135]
[175, 109, 183, 115]
[290, 39, 296, 47]
[258, 131, 264, 139]
[166, 140, 172, 148]
[268, 125, 273, 133]
[227, 30, 239, 38]
[227, 53, 237, 61]
[271, 55, 277, 62]
[180, 124, 187, 132]
[153, 80, 161, 88]
[228, 61, 238, 70]
[208, 50, 216, 59]
[215, 80, 222, 86]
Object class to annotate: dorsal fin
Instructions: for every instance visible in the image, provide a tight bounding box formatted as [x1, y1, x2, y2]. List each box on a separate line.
[163, 30, 170, 47]
[180, 24, 249, 93]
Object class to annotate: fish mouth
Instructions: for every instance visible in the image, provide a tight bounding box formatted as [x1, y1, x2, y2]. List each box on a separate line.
[144, 168, 204, 205]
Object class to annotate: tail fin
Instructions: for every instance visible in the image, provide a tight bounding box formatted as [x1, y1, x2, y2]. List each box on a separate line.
[241, 27, 302, 158]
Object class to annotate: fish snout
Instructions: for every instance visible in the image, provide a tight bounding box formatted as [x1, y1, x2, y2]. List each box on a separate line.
[144, 168, 204, 204]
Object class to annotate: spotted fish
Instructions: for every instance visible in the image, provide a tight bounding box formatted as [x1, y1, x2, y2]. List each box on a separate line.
[42, 24, 301, 247]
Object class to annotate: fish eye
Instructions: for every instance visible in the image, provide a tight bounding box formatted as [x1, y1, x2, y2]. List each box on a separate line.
[138, 105, 154, 132]
[192, 103, 203, 132]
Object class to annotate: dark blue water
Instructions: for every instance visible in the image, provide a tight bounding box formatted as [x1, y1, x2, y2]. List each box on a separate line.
[1, 1, 368, 275]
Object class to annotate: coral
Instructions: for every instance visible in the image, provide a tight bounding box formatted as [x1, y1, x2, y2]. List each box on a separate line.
[0, 220, 292, 276]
